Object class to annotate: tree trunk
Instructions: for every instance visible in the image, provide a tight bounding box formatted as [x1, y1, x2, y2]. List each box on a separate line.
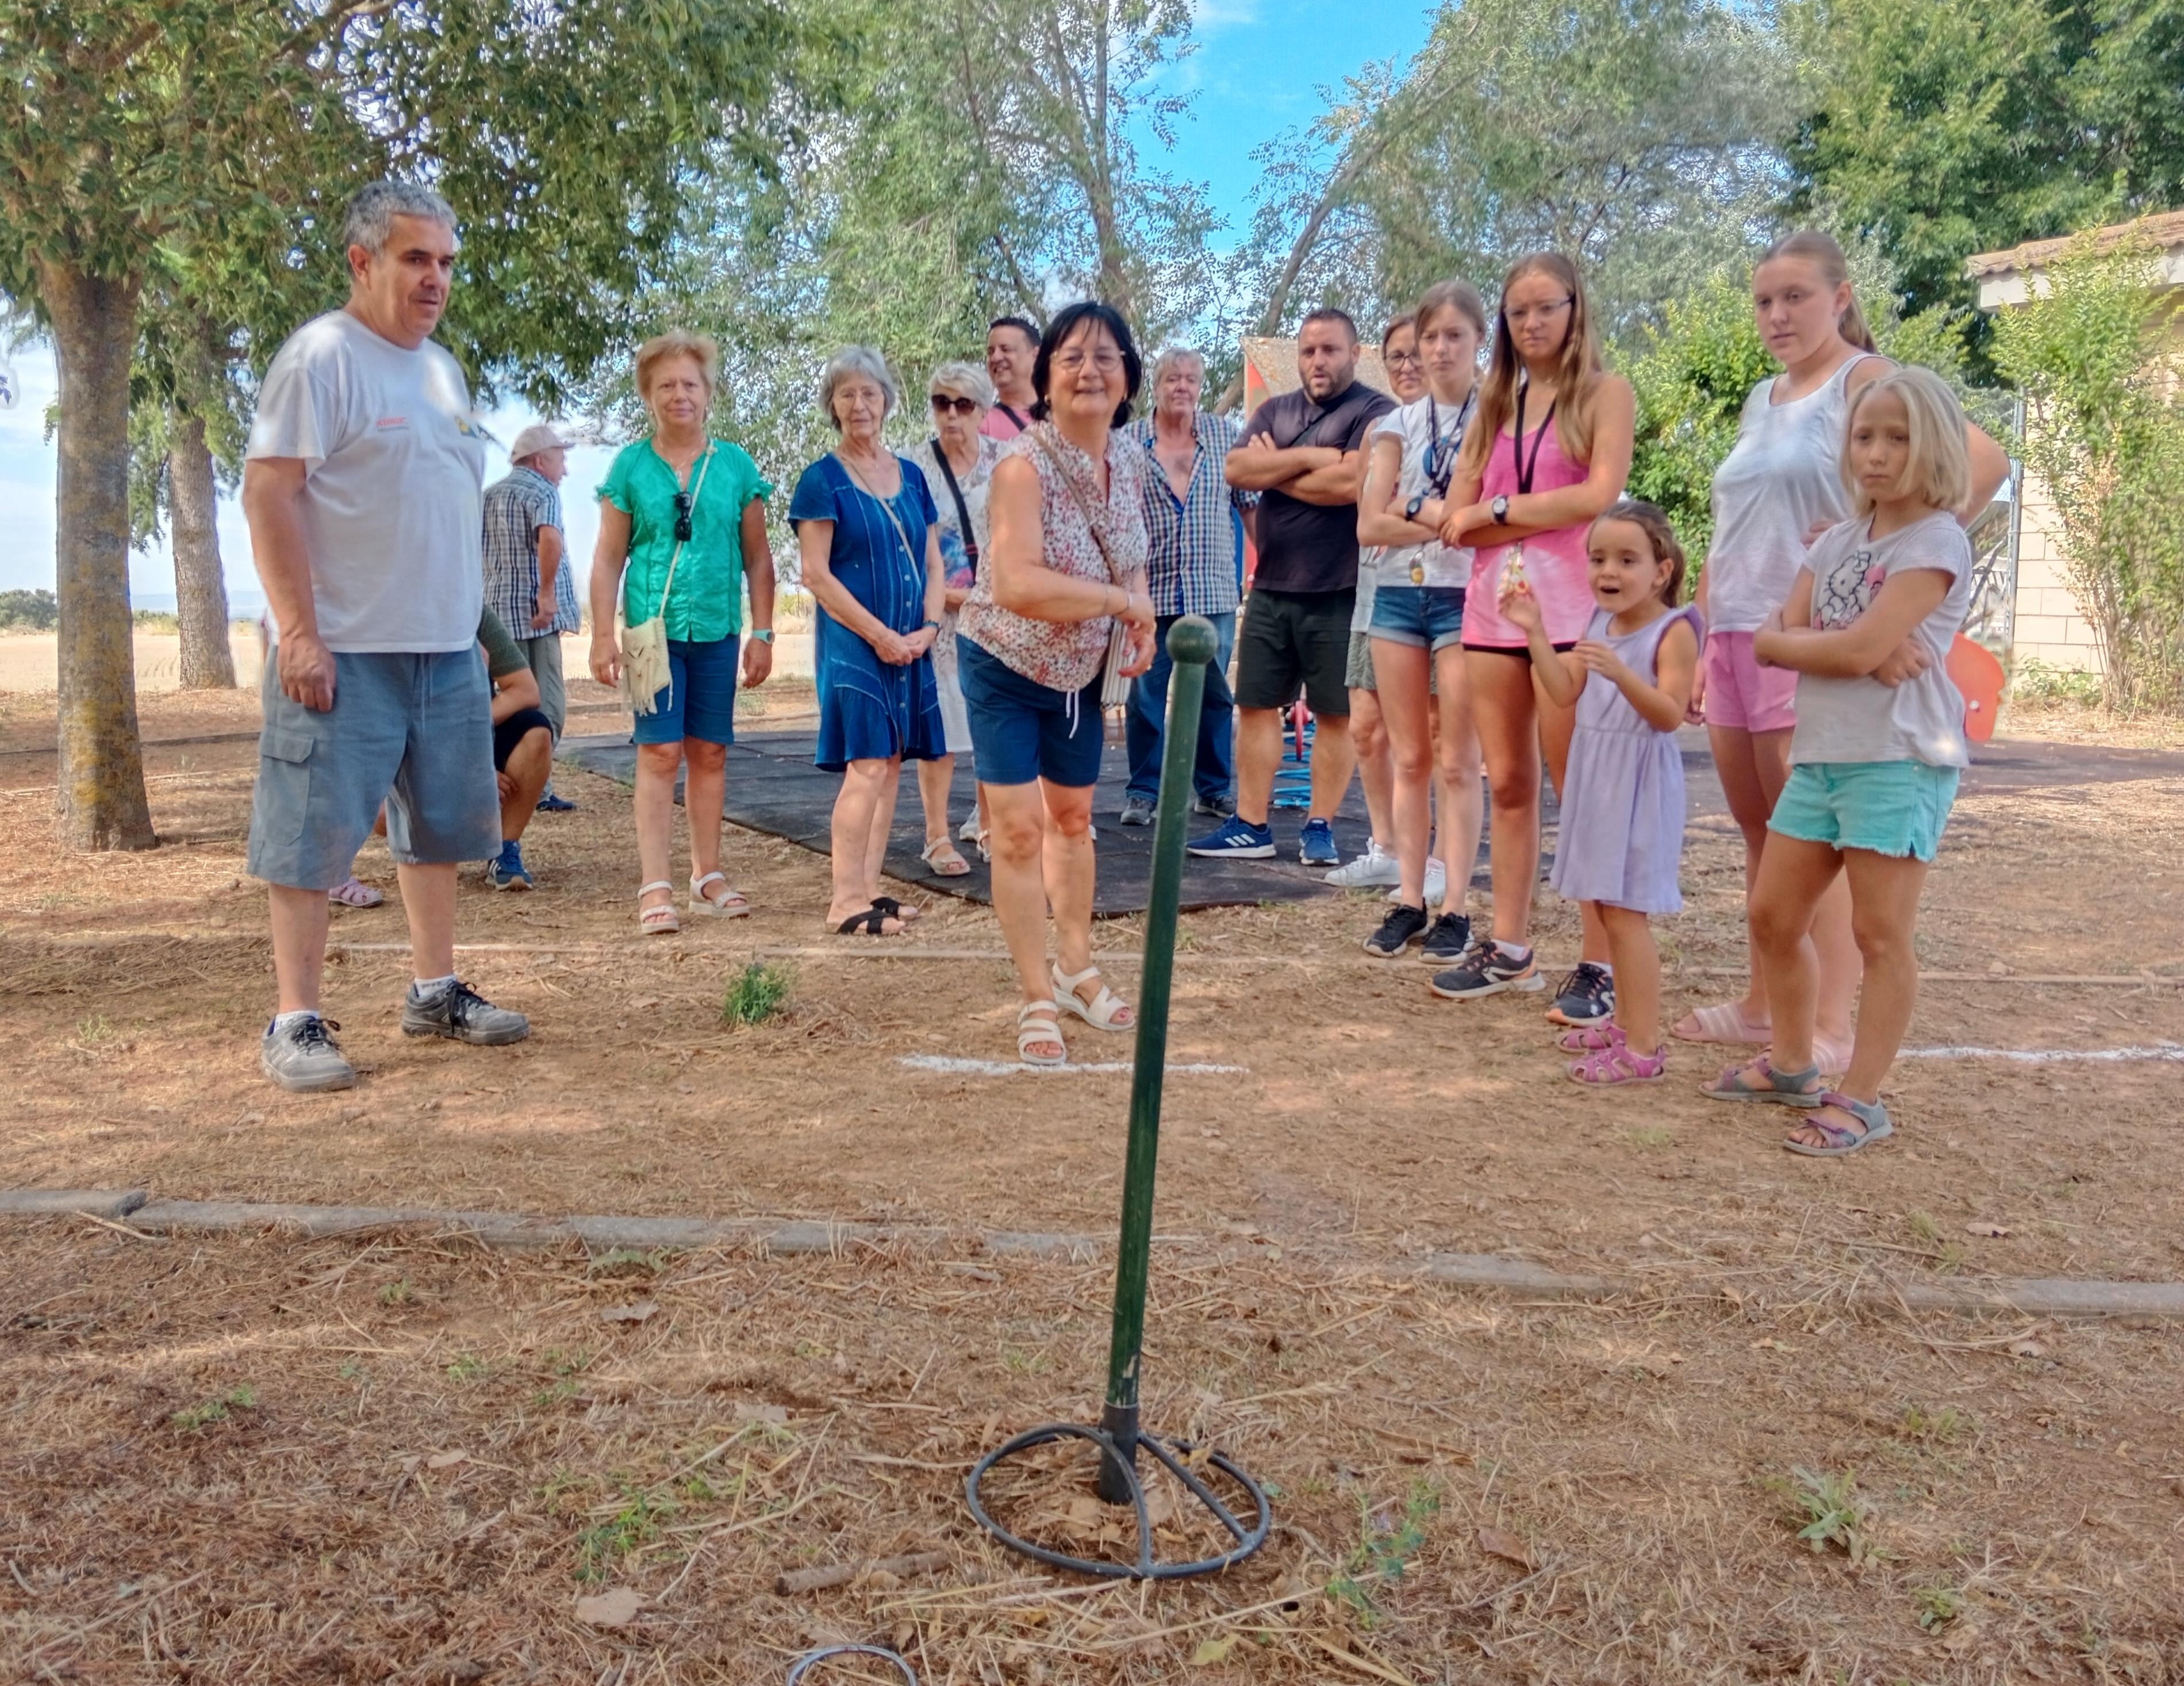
[168, 404, 236, 689]
[40, 258, 157, 851]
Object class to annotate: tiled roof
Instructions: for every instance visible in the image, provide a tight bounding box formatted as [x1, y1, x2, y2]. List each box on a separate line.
[1966, 210, 2184, 279]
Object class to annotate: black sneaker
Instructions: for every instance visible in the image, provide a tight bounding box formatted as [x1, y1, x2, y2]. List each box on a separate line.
[1429, 938, 1544, 1000]
[1192, 793, 1237, 819]
[400, 980, 531, 1046]
[1419, 911, 1472, 965]
[1363, 902, 1429, 958]
[1545, 962, 1615, 1027]
[1119, 795, 1157, 827]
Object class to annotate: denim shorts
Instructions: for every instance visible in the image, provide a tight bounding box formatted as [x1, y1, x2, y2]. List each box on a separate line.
[1369, 585, 1467, 652]
[958, 637, 1105, 789]
[632, 636, 739, 746]
[1769, 759, 1960, 861]
[247, 648, 500, 890]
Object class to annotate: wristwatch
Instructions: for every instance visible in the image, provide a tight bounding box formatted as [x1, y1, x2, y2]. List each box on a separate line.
[1405, 493, 1427, 521]
[920, 619, 940, 633]
[750, 628, 776, 645]
[1491, 494, 1510, 524]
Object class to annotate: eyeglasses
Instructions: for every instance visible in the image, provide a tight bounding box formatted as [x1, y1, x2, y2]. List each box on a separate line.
[1384, 350, 1423, 367]
[1504, 296, 1574, 328]
[1053, 350, 1124, 374]
[672, 491, 693, 544]
[930, 393, 980, 416]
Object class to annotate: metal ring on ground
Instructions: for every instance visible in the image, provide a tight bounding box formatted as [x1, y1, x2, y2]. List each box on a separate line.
[786, 1645, 917, 1685]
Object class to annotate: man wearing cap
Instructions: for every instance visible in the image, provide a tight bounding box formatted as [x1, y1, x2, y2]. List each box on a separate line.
[482, 422, 578, 815]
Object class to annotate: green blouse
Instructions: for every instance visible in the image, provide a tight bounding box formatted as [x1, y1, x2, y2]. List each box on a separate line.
[598, 437, 773, 643]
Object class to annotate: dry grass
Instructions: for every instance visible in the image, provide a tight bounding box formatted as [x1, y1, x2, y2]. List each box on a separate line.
[6, 1223, 2182, 1684]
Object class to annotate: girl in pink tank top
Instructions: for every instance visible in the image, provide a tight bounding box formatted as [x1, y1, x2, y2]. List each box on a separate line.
[1424, 252, 1636, 1010]
[1463, 406, 1593, 648]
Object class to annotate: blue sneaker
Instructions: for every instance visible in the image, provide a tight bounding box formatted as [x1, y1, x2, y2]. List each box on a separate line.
[487, 845, 532, 892]
[1298, 817, 1339, 866]
[1187, 816, 1275, 859]
[535, 788, 575, 813]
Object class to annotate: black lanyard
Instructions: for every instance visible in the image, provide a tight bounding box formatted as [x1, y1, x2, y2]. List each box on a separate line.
[1424, 389, 1474, 497]
[1511, 382, 1558, 496]
[927, 438, 979, 566]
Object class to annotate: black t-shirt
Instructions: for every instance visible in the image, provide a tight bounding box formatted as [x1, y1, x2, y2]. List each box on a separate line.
[1237, 382, 1396, 594]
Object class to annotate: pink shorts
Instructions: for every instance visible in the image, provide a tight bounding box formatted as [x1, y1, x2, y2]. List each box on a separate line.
[1702, 630, 1798, 733]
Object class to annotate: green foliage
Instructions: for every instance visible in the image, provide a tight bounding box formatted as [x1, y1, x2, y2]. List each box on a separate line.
[575, 1488, 673, 1581]
[2011, 656, 2106, 705]
[172, 1385, 258, 1431]
[722, 962, 792, 1028]
[445, 1354, 488, 1382]
[0, 589, 58, 630]
[1327, 1481, 1441, 1619]
[1990, 233, 2184, 712]
[1784, 0, 2184, 367]
[1773, 1466, 1878, 1565]
[1914, 1581, 1967, 1632]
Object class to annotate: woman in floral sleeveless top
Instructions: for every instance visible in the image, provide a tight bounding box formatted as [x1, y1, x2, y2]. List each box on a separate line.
[959, 302, 1156, 1067]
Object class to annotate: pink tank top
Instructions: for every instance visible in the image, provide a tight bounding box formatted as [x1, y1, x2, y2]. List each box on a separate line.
[1463, 410, 1593, 648]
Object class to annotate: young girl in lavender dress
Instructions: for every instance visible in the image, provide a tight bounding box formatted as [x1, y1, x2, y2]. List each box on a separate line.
[1502, 500, 1701, 1085]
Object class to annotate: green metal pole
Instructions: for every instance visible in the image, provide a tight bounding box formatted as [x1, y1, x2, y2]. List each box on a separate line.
[1097, 615, 1216, 1503]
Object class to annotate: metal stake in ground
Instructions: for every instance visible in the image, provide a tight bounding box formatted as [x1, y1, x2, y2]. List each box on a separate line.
[965, 616, 1272, 1580]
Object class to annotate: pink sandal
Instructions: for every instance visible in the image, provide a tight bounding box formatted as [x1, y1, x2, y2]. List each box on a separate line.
[1557, 1023, 1619, 1053]
[1671, 1001, 1770, 1045]
[328, 875, 383, 909]
[1565, 1027, 1668, 1086]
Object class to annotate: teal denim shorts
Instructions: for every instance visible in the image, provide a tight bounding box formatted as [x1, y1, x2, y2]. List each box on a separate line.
[1768, 759, 1961, 861]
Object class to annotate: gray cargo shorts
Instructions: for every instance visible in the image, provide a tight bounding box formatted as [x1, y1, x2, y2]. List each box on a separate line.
[247, 648, 500, 891]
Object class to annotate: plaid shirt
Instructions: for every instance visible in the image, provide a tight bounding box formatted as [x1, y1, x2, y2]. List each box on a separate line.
[481, 466, 577, 635]
[1124, 412, 1255, 617]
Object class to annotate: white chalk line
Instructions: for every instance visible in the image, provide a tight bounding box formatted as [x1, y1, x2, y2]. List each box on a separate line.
[897, 1054, 1248, 1078]
[1899, 1043, 2183, 1063]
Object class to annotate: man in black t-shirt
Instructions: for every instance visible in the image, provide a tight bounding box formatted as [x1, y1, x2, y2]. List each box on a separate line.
[1190, 308, 1395, 863]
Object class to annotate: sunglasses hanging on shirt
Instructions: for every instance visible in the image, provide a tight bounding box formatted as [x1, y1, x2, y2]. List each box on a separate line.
[671, 490, 694, 544]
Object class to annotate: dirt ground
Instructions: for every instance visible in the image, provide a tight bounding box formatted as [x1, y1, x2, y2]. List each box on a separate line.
[4, 681, 2183, 1681]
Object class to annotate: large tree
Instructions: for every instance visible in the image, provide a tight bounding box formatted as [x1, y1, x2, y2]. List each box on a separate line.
[1784, 0, 2184, 353]
[2, 0, 806, 849]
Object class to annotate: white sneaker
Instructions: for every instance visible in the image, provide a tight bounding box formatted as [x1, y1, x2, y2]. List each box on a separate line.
[1387, 857, 1448, 905]
[1326, 838, 1401, 888]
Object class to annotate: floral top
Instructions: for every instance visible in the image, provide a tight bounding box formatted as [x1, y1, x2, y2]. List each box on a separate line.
[958, 422, 1149, 694]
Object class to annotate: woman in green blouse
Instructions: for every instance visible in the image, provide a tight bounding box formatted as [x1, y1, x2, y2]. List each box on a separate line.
[589, 331, 778, 935]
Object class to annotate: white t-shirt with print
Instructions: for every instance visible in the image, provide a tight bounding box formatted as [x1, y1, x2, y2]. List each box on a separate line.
[247, 310, 486, 653]
[1364, 394, 1476, 591]
[1789, 511, 1974, 769]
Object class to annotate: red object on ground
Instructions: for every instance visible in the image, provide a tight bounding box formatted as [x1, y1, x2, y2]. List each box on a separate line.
[1949, 633, 2005, 745]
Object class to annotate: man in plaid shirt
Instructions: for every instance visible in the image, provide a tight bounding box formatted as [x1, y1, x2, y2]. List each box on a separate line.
[481, 423, 577, 809]
[1118, 348, 1254, 823]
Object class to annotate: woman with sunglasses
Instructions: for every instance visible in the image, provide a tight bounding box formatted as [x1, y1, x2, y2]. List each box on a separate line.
[904, 361, 1003, 873]
[789, 346, 950, 938]
[590, 330, 777, 935]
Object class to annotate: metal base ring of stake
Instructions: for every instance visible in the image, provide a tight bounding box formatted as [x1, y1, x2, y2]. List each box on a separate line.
[965, 617, 1272, 1581]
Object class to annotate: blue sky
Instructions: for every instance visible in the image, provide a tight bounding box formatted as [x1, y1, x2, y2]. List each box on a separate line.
[0, 1, 1435, 607]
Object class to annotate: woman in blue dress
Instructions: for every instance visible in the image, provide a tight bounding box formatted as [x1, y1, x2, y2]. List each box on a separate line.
[789, 346, 949, 936]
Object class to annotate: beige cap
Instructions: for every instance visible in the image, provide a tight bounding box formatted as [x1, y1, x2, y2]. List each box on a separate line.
[508, 422, 573, 461]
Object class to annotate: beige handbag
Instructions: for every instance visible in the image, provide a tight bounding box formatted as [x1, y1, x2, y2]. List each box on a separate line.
[617, 451, 711, 716]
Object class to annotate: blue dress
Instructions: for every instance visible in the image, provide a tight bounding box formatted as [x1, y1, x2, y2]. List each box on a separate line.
[789, 454, 948, 772]
[1549, 605, 1704, 915]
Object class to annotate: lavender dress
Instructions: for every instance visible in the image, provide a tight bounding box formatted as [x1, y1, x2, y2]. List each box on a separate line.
[1550, 605, 1703, 915]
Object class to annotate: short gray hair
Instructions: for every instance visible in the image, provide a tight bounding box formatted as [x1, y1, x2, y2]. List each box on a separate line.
[1151, 346, 1207, 388]
[928, 359, 995, 409]
[344, 180, 458, 256]
[819, 345, 900, 430]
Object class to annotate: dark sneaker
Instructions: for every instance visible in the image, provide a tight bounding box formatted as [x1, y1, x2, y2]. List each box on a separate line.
[488, 847, 532, 892]
[1419, 911, 1472, 965]
[1364, 902, 1429, 957]
[1192, 793, 1237, 819]
[260, 1015, 356, 1093]
[1119, 795, 1157, 827]
[1187, 816, 1275, 858]
[1298, 818, 1339, 866]
[535, 789, 576, 813]
[1546, 962, 1616, 1027]
[400, 980, 531, 1046]
[1429, 938, 1544, 1000]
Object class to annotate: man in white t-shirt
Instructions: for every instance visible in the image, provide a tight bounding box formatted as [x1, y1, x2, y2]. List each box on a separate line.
[241, 180, 529, 1093]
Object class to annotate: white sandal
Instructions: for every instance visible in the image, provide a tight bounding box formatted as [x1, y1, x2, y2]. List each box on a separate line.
[1051, 963, 1133, 1032]
[689, 870, 750, 918]
[638, 881, 680, 935]
[920, 836, 972, 877]
[1018, 999, 1067, 1067]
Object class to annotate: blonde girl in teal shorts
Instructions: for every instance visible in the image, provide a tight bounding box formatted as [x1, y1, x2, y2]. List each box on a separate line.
[1703, 367, 1978, 1157]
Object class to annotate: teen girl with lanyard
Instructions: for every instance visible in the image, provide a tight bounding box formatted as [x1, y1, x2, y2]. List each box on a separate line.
[1675, 231, 2010, 1069]
[1354, 281, 1488, 964]
[1429, 253, 1634, 1021]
